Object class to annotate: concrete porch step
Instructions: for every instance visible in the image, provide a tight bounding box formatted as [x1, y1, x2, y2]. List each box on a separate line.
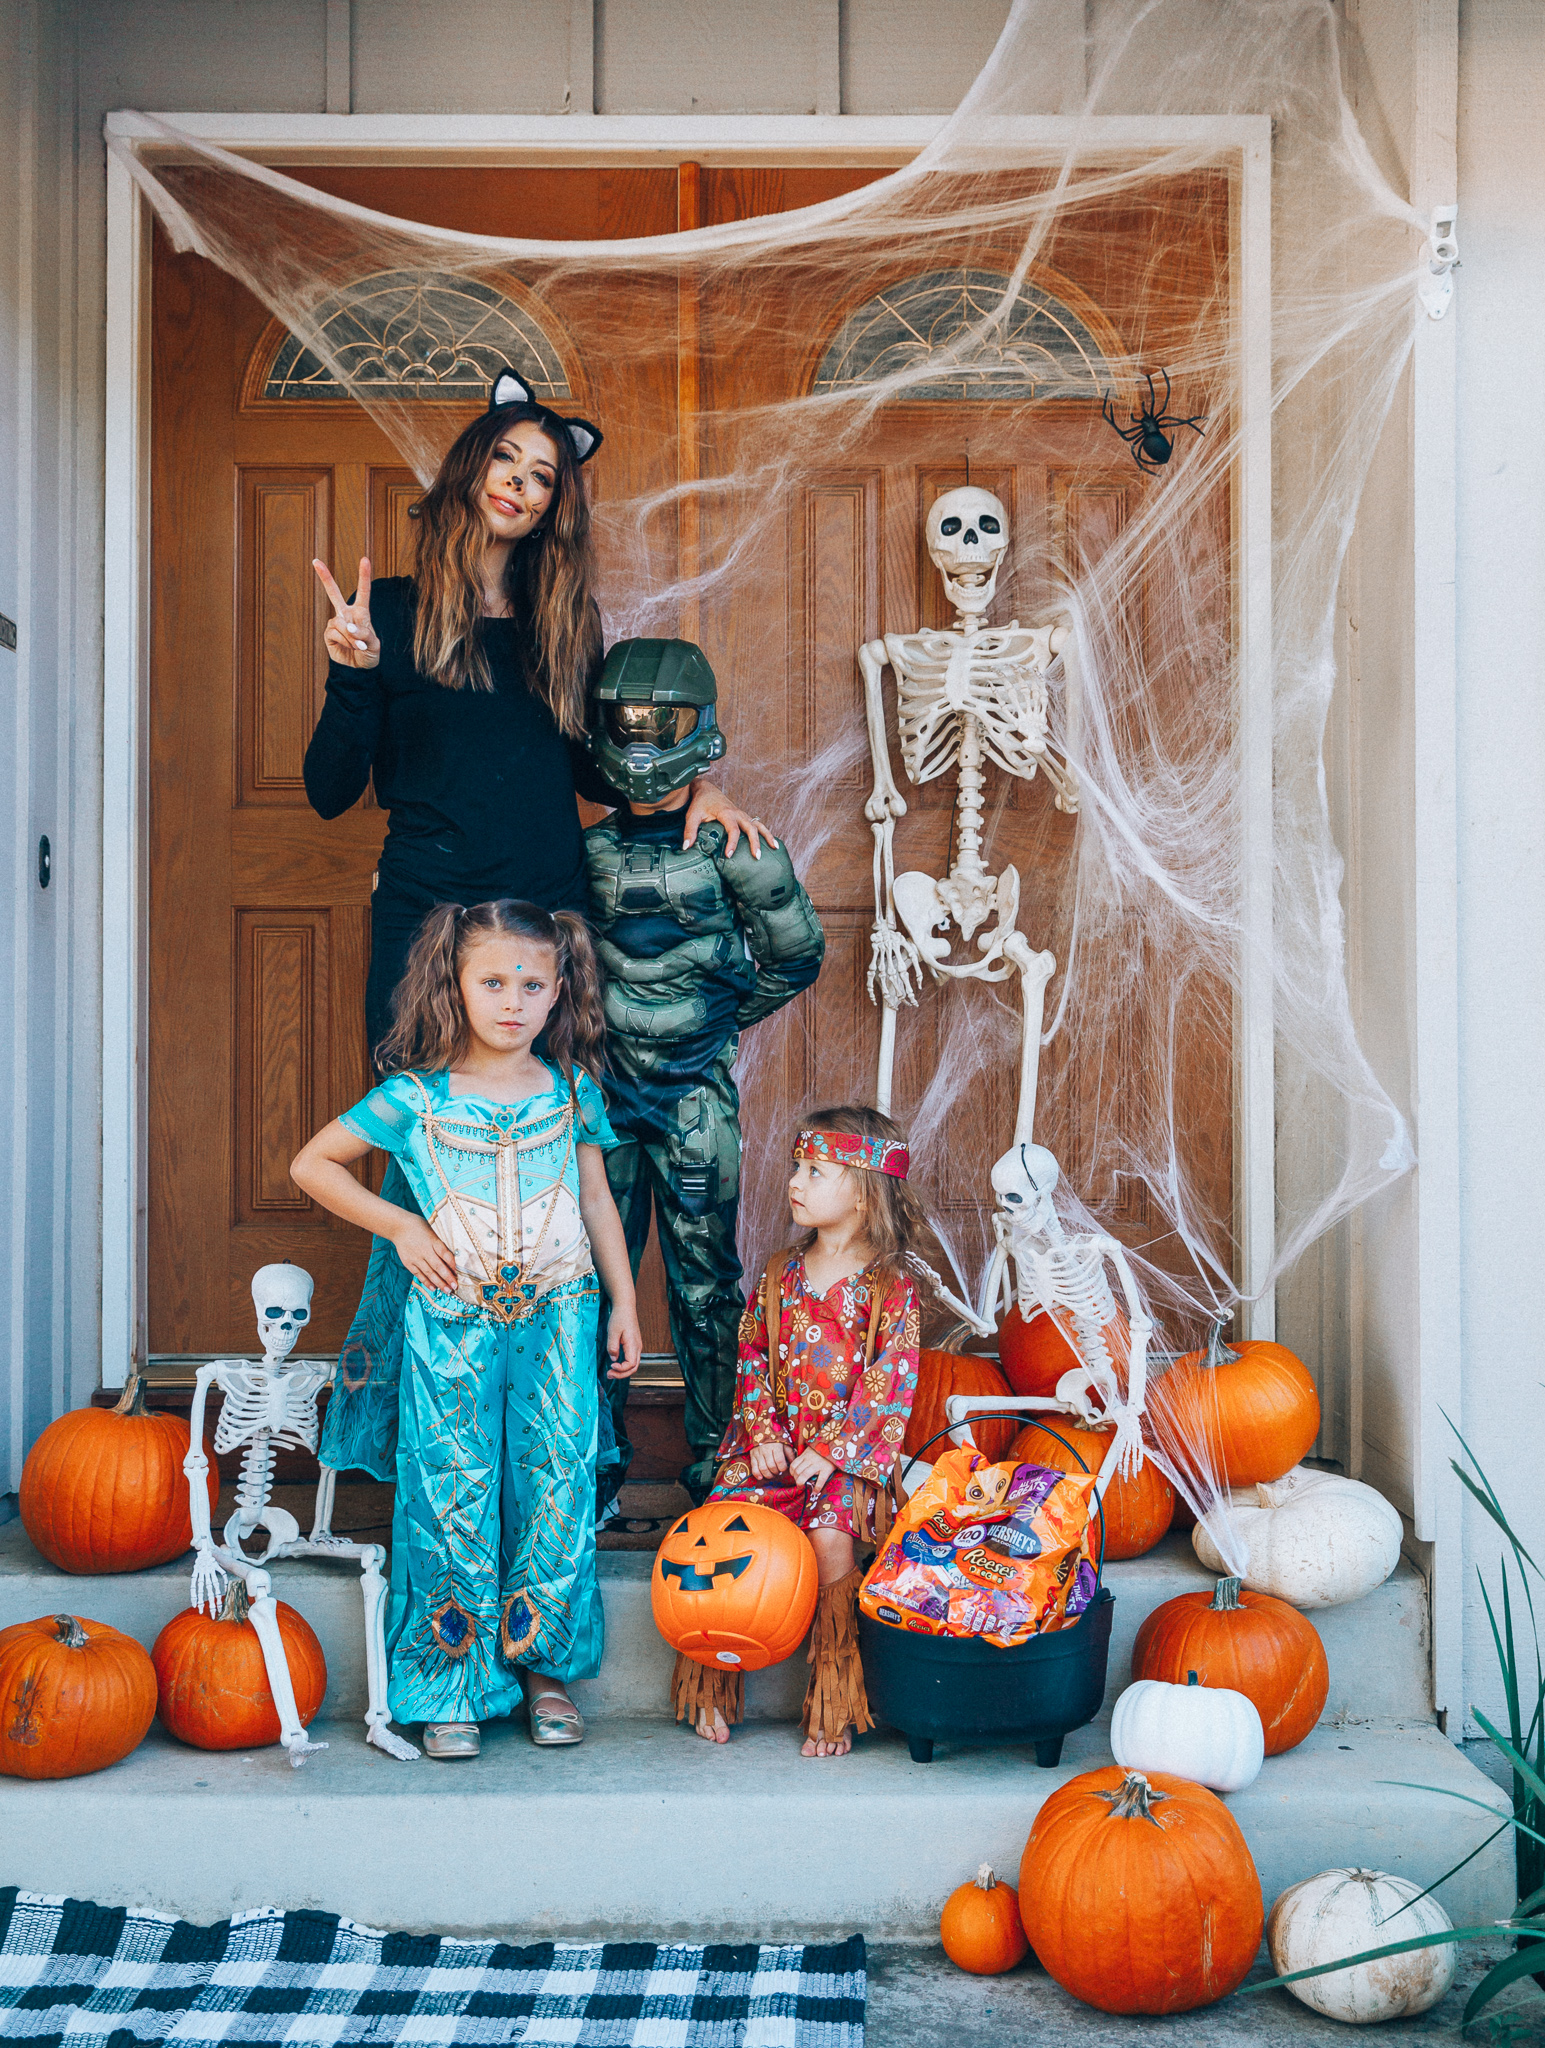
[0, 1712, 1512, 1939]
[0, 1519, 1435, 1729]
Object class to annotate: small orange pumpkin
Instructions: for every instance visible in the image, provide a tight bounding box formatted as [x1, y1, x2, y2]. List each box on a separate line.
[1019, 1767, 1264, 2013]
[1148, 1329, 1320, 1487]
[1008, 1419, 1175, 1561]
[1131, 1574, 1328, 1755]
[940, 1864, 1030, 1975]
[20, 1373, 219, 1575]
[904, 1350, 1017, 1464]
[153, 1582, 327, 1750]
[0, 1612, 157, 1779]
[652, 1501, 818, 1672]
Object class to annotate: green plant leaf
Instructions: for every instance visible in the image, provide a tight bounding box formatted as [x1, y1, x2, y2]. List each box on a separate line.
[1242, 1927, 1500, 1995]
[1475, 1710, 1545, 1816]
[1462, 1935, 1545, 2026]
[1376, 1785, 1545, 1851]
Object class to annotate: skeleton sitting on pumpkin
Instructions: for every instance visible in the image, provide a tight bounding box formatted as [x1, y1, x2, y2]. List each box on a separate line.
[182, 1261, 419, 1765]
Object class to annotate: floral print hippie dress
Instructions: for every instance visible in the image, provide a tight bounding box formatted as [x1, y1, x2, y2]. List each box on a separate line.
[329, 1063, 619, 1728]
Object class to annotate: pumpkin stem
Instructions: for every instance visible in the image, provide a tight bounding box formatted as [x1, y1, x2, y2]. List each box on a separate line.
[1186, 1670, 1199, 1686]
[53, 1614, 88, 1649]
[1209, 1576, 1243, 1611]
[1199, 1319, 1240, 1371]
[1098, 1770, 1169, 1824]
[111, 1372, 149, 1418]
[974, 1864, 998, 1891]
[219, 1581, 252, 1626]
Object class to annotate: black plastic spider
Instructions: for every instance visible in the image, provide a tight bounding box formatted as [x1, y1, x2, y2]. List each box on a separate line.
[1102, 369, 1208, 475]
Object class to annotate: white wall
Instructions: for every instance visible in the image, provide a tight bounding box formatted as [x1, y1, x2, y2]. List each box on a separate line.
[1453, 0, 1545, 1735]
[0, 0, 99, 1509]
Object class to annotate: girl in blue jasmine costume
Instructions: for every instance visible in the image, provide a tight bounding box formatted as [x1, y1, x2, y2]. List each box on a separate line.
[292, 898, 641, 1760]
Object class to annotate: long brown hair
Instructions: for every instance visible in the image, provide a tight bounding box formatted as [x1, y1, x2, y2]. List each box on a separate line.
[376, 898, 606, 1099]
[410, 406, 602, 735]
[788, 1103, 929, 1291]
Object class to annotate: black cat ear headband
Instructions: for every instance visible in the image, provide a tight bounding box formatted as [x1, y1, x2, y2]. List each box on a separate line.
[487, 366, 603, 466]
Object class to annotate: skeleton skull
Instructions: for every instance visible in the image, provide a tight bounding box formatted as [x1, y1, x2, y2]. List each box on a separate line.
[926, 486, 1010, 619]
[991, 1142, 1061, 1236]
[251, 1262, 314, 1361]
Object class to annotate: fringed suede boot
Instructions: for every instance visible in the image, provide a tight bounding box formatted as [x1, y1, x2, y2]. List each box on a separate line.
[670, 1651, 743, 1734]
[802, 1567, 874, 1751]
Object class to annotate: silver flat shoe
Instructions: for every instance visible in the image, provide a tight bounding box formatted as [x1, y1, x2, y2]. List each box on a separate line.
[526, 1690, 585, 1746]
[422, 1721, 481, 1760]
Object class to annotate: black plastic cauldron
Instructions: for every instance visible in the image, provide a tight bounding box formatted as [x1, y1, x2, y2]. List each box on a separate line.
[859, 1417, 1113, 1765]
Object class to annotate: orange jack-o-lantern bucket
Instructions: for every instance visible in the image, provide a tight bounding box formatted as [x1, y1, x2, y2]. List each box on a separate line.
[651, 1501, 819, 1671]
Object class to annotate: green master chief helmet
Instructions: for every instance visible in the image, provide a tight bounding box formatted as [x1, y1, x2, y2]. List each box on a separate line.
[588, 638, 726, 804]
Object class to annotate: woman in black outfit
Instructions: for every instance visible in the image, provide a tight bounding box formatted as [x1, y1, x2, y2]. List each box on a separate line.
[307, 373, 768, 1054]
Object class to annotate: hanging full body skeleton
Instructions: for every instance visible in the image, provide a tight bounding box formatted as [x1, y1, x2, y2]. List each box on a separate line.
[182, 1262, 420, 1766]
[859, 489, 1152, 1488]
[860, 486, 1078, 1143]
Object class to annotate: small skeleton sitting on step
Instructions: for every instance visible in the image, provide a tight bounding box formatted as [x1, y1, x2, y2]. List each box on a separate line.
[182, 1261, 419, 1765]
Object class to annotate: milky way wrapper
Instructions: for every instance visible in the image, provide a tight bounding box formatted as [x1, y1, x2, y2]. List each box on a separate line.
[860, 1444, 1098, 1648]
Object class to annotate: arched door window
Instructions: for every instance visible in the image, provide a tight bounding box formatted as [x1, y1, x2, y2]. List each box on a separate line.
[811, 266, 1117, 400]
[258, 269, 572, 403]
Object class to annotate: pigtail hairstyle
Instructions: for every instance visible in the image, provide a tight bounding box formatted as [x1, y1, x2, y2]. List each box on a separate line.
[789, 1103, 932, 1294]
[545, 910, 608, 1099]
[410, 405, 602, 735]
[375, 898, 607, 1094]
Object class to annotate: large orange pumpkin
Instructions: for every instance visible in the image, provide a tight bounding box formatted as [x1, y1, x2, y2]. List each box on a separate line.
[19, 1374, 219, 1574]
[940, 1864, 1030, 1975]
[1018, 1767, 1264, 2013]
[1008, 1420, 1175, 1561]
[1148, 1331, 1320, 1487]
[904, 1350, 1017, 1465]
[0, 1612, 157, 1779]
[998, 1306, 1131, 1400]
[153, 1582, 327, 1749]
[1131, 1574, 1328, 1755]
[652, 1501, 817, 1671]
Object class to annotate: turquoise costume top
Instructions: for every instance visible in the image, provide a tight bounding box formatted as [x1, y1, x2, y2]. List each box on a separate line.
[328, 1064, 619, 1721]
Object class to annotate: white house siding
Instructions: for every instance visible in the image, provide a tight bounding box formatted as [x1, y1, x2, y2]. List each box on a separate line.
[2, 0, 1534, 1738]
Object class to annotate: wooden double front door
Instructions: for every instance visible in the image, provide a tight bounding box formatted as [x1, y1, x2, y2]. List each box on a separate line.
[148, 161, 1232, 1359]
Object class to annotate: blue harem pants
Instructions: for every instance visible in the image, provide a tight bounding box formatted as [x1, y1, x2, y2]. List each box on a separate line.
[385, 1275, 605, 1726]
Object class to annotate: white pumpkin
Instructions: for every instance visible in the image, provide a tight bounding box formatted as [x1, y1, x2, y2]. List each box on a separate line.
[1268, 1867, 1457, 2023]
[1110, 1673, 1264, 1793]
[1192, 1465, 1402, 1608]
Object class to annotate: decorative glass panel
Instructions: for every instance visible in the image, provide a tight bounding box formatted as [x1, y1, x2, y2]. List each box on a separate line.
[263, 271, 572, 402]
[812, 267, 1110, 401]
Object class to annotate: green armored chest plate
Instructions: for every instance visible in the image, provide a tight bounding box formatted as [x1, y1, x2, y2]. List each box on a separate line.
[587, 828, 736, 936]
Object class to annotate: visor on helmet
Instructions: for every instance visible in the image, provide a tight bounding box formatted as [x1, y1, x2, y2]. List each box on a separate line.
[603, 703, 700, 751]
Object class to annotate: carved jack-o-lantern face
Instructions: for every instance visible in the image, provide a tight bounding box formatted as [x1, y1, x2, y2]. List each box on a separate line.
[651, 1501, 818, 1673]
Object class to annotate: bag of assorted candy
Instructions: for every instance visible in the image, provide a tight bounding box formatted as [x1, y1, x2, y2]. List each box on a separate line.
[860, 1444, 1098, 1647]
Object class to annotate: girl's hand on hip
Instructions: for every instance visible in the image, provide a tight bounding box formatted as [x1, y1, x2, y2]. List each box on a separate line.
[606, 1304, 643, 1379]
[749, 1438, 790, 1482]
[682, 779, 779, 859]
[389, 1214, 459, 1293]
[789, 1447, 835, 1491]
[314, 556, 381, 669]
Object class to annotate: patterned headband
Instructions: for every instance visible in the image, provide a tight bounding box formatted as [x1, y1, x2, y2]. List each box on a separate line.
[793, 1129, 910, 1180]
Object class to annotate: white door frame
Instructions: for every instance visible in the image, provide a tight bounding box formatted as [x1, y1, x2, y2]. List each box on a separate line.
[100, 109, 1273, 1389]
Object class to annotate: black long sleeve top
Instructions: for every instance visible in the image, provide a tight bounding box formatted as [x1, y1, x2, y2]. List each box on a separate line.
[302, 576, 614, 914]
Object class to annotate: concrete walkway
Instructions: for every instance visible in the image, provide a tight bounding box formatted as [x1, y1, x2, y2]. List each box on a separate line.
[866, 1941, 1543, 2045]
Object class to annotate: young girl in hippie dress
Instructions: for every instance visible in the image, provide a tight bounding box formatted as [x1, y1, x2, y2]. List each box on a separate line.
[675, 1105, 924, 1758]
[292, 899, 641, 1759]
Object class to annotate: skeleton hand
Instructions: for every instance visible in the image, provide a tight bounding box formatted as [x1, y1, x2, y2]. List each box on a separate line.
[867, 922, 923, 1009]
[190, 1543, 228, 1617]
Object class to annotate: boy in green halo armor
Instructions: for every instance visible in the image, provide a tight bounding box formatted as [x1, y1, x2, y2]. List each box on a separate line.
[586, 639, 825, 1508]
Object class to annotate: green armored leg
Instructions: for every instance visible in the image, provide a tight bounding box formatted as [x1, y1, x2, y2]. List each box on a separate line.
[597, 1131, 652, 1515]
[646, 1078, 746, 1504]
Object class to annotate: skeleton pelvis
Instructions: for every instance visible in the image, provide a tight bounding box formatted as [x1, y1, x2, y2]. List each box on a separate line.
[893, 866, 1021, 971]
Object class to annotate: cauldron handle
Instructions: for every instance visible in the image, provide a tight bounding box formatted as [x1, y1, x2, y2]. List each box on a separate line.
[897, 1413, 1108, 1588]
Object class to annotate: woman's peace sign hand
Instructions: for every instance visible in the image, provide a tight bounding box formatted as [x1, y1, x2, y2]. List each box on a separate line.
[313, 557, 380, 670]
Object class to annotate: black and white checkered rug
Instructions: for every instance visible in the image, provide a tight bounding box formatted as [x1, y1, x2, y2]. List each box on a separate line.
[0, 1891, 865, 2046]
